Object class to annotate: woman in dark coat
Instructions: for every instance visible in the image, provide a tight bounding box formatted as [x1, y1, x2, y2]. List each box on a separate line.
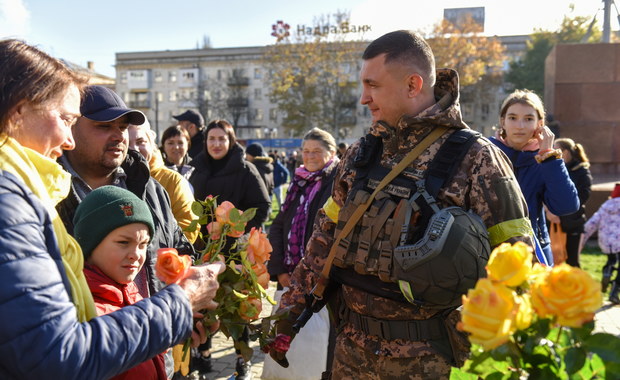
[189, 120, 271, 232]
[188, 119, 271, 379]
[547, 138, 592, 267]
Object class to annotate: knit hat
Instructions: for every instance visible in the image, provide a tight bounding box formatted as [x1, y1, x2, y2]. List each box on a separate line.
[73, 186, 155, 258]
[612, 183, 620, 199]
[246, 143, 266, 158]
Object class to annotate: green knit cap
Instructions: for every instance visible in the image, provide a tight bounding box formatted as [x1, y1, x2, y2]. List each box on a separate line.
[73, 186, 155, 258]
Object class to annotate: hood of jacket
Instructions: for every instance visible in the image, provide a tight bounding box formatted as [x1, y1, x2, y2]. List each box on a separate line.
[369, 68, 468, 156]
[252, 156, 274, 174]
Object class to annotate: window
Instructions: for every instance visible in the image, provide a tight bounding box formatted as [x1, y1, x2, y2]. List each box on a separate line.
[269, 108, 278, 121]
[120, 72, 127, 84]
[169, 90, 177, 102]
[182, 71, 195, 80]
[253, 108, 263, 121]
[254, 68, 262, 79]
[154, 71, 162, 82]
[254, 88, 262, 99]
[169, 71, 177, 82]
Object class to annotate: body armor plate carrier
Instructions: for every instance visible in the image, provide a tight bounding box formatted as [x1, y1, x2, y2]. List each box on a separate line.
[331, 129, 491, 309]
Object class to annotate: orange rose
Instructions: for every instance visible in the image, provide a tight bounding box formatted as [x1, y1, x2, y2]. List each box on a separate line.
[215, 201, 238, 224]
[239, 297, 262, 321]
[530, 263, 602, 327]
[247, 227, 272, 264]
[252, 262, 270, 289]
[155, 248, 193, 285]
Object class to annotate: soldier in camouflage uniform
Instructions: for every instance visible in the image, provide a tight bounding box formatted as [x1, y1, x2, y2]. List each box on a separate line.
[268, 30, 534, 379]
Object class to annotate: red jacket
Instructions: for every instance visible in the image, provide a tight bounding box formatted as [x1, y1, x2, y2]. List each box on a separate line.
[84, 264, 167, 380]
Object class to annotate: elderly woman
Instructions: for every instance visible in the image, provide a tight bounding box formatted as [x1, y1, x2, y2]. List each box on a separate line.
[0, 39, 222, 379]
[268, 127, 339, 288]
[266, 127, 339, 379]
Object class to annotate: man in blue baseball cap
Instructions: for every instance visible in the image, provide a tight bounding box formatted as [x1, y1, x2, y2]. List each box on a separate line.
[57, 85, 194, 297]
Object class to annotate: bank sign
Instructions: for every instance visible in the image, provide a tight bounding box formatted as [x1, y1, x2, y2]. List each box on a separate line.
[271, 20, 371, 41]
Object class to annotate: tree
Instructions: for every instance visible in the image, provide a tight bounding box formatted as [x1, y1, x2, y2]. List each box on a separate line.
[505, 11, 602, 96]
[424, 14, 506, 131]
[195, 68, 250, 127]
[426, 15, 505, 88]
[264, 11, 362, 138]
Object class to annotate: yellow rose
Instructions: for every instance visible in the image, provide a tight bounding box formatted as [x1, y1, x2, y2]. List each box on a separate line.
[530, 264, 603, 327]
[486, 242, 533, 287]
[515, 293, 533, 330]
[459, 278, 518, 350]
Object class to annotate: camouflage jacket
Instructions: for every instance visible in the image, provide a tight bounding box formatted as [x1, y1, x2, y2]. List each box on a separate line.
[280, 69, 532, 358]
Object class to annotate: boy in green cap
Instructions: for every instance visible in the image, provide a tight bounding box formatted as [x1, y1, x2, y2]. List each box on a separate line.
[74, 185, 165, 380]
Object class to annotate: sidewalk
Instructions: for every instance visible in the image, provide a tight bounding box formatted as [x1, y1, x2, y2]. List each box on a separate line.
[202, 285, 620, 380]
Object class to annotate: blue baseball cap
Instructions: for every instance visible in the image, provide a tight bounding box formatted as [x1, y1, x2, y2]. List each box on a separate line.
[81, 85, 146, 125]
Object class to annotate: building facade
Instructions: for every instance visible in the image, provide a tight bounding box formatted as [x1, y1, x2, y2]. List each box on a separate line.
[115, 35, 528, 143]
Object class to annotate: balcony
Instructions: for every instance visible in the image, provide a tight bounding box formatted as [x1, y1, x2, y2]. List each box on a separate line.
[128, 100, 150, 109]
[227, 97, 250, 108]
[227, 77, 250, 87]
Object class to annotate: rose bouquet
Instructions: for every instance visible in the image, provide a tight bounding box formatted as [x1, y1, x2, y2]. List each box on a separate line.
[155, 197, 287, 375]
[451, 242, 620, 379]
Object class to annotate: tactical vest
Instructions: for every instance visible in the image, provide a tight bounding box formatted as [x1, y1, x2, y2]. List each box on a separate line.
[331, 129, 491, 309]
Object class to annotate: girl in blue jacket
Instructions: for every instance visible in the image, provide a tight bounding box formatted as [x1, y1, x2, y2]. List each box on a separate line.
[490, 89, 579, 265]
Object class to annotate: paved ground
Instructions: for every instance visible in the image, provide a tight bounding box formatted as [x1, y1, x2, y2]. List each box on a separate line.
[190, 282, 620, 380]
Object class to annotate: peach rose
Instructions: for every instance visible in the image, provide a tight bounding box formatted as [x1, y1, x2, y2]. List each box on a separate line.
[155, 248, 193, 285]
[247, 227, 272, 264]
[206, 221, 222, 240]
[252, 262, 270, 289]
[459, 278, 518, 350]
[486, 242, 533, 287]
[530, 263, 602, 327]
[239, 297, 262, 321]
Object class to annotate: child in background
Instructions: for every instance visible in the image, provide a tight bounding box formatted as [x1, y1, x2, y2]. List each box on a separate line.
[581, 183, 620, 304]
[73, 186, 166, 380]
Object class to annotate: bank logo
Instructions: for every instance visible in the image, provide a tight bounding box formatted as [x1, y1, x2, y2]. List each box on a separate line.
[271, 20, 291, 42]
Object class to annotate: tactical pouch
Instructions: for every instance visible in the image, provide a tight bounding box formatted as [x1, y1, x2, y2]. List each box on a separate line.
[333, 189, 369, 268]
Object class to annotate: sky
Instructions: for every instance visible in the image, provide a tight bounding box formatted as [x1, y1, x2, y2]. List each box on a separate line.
[0, 0, 613, 78]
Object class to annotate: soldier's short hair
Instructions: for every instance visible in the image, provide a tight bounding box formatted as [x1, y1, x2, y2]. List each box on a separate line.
[362, 30, 436, 88]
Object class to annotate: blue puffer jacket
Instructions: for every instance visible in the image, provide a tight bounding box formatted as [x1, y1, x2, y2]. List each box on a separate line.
[0, 169, 193, 379]
[490, 137, 579, 264]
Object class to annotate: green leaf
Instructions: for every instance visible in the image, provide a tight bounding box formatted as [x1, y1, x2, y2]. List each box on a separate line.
[239, 208, 257, 223]
[565, 347, 587, 375]
[230, 208, 241, 224]
[449, 367, 477, 380]
[585, 333, 620, 363]
[184, 220, 199, 233]
[191, 201, 205, 217]
[232, 290, 248, 299]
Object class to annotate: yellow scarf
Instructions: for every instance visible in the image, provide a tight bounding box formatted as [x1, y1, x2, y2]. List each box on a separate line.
[0, 136, 97, 322]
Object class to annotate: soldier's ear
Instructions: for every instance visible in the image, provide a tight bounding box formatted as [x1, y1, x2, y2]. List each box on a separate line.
[407, 74, 423, 98]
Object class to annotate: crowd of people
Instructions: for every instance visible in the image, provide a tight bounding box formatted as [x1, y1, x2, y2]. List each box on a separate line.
[0, 29, 614, 380]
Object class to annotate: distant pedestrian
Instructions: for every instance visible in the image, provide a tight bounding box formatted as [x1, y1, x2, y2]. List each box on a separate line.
[337, 142, 348, 159]
[286, 150, 299, 175]
[546, 137, 592, 267]
[245, 142, 275, 198]
[272, 154, 289, 209]
[173, 110, 205, 159]
[581, 183, 620, 303]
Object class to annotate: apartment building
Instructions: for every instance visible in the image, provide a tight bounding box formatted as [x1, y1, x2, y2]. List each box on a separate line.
[115, 35, 528, 142]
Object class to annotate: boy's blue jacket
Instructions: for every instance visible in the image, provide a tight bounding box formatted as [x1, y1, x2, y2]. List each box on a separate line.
[0, 170, 193, 379]
[273, 159, 289, 187]
[490, 137, 579, 264]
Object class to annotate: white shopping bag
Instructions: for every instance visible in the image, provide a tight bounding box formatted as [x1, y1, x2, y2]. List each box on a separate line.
[261, 289, 329, 380]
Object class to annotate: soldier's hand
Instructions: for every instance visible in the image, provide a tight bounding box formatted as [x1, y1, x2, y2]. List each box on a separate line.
[268, 319, 296, 368]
